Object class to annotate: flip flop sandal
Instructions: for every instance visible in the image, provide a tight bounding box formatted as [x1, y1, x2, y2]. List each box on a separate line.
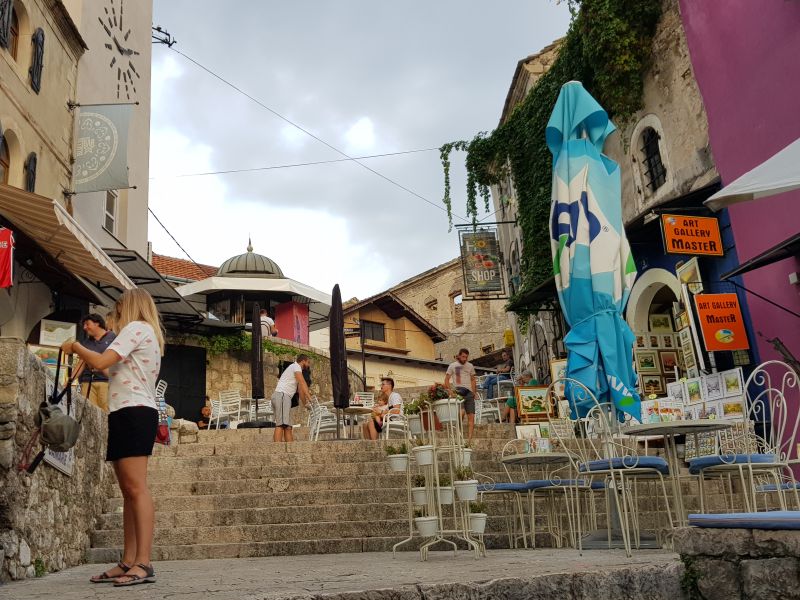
[90, 561, 131, 583]
[113, 563, 156, 587]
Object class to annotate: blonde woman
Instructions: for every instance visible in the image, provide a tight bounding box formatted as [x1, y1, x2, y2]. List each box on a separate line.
[61, 289, 164, 587]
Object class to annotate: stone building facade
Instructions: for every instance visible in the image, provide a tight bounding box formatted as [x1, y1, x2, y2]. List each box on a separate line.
[389, 258, 509, 363]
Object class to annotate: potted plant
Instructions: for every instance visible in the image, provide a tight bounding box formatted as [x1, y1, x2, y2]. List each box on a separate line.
[437, 473, 453, 505]
[468, 501, 488, 534]
[456, 442, 473, 468]
[411, 437, 434, 466]
[454, 466, 478, 501]
[413, 511, 439, 537]
[385, 443, 409, 472]
[412, 474, 427, 505]
[428, 384, 461, 423]
[404, 398, 424, 435]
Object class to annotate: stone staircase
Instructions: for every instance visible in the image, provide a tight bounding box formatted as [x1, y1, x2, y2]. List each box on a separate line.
[87, 423, 521, 562]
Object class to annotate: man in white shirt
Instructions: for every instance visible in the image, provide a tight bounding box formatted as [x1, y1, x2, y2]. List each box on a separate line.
[260, 308, 278, 338]
[271, 354, 311, 442]
[381, 377, 403, 412]
[444, 348, 477, 440]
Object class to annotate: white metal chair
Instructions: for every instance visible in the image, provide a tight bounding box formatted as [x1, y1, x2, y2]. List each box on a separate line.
[212, 390, 247, 430]
[309, 396, 339, 440]
[476, 390, 502, 424]
[692, 360, 800, 513]
[353, 391, 374, 407]
[382, 410, 407, 439]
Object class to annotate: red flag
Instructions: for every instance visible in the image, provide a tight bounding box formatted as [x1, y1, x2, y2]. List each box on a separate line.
[0, 228, 14, 288]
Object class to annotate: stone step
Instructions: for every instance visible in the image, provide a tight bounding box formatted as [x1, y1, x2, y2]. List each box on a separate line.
[91, 516, 512, 547]
[87, 533, 514, 563]
[96, 498, 519, 529]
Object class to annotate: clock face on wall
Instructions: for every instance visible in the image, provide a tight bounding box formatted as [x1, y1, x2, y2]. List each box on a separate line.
[98, 0, 140, 100]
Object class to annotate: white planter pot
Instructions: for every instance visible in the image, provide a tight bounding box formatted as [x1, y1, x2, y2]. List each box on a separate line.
[438, 485, 454, 505]
[411, 487, 427, 506]
[414, 516, 439, 537]
[457, 448, 473, 468]
[454, 479, 479, 501]
[432, 398, 461, 423]
[408, 414, 423, 435]
[412, 445, 434, 466]
[469, 513, 487, 534]
[387, 454, 409, 473]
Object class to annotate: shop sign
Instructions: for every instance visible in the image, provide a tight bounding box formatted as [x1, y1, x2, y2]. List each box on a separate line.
[459, 230, 506, 298]
[661, 214, 723, 256]
[694, 293, 750, 352]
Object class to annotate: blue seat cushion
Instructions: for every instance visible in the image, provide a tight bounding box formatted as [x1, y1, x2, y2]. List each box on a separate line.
[687, 453, 778, 475]
[755, 482, 800, 492]
[689, 511, 800, 530]
[578, 456, 669, 475]
[525, 479, 605, 490]
[477, 482, 530, 493]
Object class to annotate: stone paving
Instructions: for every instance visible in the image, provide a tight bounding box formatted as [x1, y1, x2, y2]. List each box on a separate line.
[2, 548, 682, 600]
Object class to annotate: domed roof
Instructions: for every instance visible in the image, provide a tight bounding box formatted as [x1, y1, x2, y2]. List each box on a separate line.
[216, 241, 284, 278]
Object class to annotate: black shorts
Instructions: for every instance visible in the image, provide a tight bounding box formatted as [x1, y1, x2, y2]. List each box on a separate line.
[106, 406, 158, 462]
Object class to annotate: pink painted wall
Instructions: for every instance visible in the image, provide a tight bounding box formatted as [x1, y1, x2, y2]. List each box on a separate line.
[679, 0, 800, 365]
[275, 301, 309, 345]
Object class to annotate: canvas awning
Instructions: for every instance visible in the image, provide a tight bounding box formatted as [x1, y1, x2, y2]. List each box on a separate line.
[103, 248, 203, 325]
[705, 137, 800, 210]
[721, 233, 800, 280]
[0, 184, 133, 290]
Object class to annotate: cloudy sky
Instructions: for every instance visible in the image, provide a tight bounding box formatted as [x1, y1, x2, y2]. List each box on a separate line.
[148, 1, 571, 300]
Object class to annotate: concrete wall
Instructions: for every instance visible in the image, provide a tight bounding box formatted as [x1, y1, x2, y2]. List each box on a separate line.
[391, 260, 508, 361]
[679, 0, 800, 364]
[345, 355, 448, 391]
[0, 338, 110, 582]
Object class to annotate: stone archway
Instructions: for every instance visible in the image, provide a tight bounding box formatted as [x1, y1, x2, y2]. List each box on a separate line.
[625, 267, 681, 332]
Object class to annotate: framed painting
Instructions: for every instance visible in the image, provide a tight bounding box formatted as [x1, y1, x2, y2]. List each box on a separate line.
[649, 334, 660, 349]
[515, 424, 541, 440]
[703, 373, 724, 401]
[639, 374, 664, 395]
[549, 359, 568, 397]
[649, 313, 673, 333]
[659, 351, 679, 374]
[39, 319, 76, 347]
[721, 397, 745, 419]
[635, 350, 660, 374]
[515, 386, 553, 422]
[666, 380, 685, 404]
[685, 377, 703, 403]
[635, 334, 648, 349]
[677, 257, 704, 294]
[720, 368, 744, 397]
[660, 334, 675, 349]
[687, 366, 700, 379]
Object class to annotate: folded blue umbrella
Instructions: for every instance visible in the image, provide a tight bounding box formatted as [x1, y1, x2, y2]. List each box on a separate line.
[547, 81, 641, 421]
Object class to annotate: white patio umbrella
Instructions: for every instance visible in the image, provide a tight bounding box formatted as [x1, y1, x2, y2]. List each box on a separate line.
[705, 137, 800, 210]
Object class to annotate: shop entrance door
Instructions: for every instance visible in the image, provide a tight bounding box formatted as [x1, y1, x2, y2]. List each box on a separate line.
[160, 344, 207, 421]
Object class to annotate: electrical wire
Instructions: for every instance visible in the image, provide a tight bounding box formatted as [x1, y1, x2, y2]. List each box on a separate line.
[166, 46, 468, 222]
[147, 206, 202, 267]
[149, 148, 439, 179]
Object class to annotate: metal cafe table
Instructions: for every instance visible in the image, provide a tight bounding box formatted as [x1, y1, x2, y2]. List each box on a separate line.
[624, 419, 734, 526]
[342, 405, 374, 438]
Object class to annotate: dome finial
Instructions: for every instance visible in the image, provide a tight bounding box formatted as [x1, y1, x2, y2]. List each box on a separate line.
[247, 236, 253, 253]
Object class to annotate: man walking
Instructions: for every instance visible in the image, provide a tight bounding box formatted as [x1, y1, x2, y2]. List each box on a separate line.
[444, 348, 477, 440]
[74, 313, 116, 411]
[271, 354, 312, 442]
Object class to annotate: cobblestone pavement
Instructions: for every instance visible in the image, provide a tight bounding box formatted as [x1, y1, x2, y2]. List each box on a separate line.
[2, 548, 679, 600]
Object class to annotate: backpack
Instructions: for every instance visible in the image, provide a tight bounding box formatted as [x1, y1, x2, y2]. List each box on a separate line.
[290, 367, 312, 408]
[20, 349, 85, 473]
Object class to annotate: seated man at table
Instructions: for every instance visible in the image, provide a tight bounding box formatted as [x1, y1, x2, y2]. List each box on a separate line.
[501, 370, 537, 424]
[481, 350, 514, 399]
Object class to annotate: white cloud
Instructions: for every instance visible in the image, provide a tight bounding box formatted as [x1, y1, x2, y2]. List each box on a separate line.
[343, 117, 376, 154]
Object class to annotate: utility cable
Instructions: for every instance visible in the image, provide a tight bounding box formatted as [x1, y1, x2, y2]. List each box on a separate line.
[147, 206, 203, 268]
[166, 46, 468, 222]
[150, 148, 439, 179]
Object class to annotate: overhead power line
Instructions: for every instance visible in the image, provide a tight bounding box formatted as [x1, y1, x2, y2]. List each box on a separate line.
[150, 148, 438, 179]
[165, 46, 467, 221]
[148, 206, 203, 267]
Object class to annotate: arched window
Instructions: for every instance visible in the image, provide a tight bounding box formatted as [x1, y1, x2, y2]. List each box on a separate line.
[0, 136, 10, 184]
[8, 5, 18, 59]
[23, 151, 36, 192]
[640, 127, 666, 192]
[29, 27, 44, 93]
[0, 0, 12, 51]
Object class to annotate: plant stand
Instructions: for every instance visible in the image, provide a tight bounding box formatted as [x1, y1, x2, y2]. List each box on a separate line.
[392, 398, 486, 561]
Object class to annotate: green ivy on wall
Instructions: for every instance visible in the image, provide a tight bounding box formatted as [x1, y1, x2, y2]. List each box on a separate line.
[440, 0, 662, 314]
[197, 332, 321, 361]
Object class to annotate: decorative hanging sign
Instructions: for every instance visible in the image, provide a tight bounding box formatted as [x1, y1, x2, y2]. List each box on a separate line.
[661, 214, 723, 256]
[694, 293, 750, 351]
[459, 229, 506, 300]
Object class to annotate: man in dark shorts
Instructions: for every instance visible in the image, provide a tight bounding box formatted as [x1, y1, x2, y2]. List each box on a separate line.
[444, 348, 477, 440]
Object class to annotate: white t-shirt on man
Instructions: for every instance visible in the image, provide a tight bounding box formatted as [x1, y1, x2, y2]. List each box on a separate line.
[275, 362, 302, 396]
[260, 315, 275, 337]
[388, 391, 403, 410]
